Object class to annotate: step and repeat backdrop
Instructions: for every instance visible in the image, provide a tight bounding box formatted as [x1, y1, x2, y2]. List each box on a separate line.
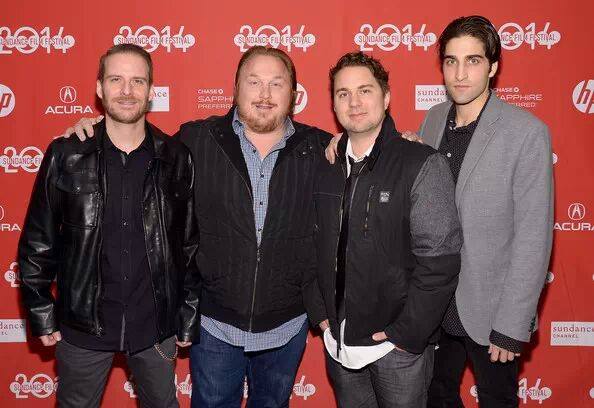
[1, 0, 593, 406]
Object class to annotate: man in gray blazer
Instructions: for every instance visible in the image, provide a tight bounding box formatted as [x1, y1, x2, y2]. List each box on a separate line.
[419, 16, 554, 407]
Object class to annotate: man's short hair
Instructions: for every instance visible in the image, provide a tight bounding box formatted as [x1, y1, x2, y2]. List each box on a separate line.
[97, 44, 153, 85]
[438, 15, 502, 66]
[329, 51, 390, 97]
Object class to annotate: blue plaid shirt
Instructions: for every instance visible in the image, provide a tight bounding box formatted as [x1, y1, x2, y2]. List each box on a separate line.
[201, 108, 308, 352]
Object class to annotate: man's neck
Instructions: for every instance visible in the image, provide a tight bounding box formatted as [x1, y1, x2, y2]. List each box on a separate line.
[105, 116, 146, 154]
[347, 120, 383, 159]
[244, 123, 286, 159]
[454, 88, 490, 127]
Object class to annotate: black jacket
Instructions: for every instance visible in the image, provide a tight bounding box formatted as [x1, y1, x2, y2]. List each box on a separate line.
[176, 108, 329, 332]
[18, 120, 200, 343]
[314, 115, 462, 353]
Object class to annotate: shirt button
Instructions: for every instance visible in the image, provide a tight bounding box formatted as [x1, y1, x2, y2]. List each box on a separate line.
[257, 228, 262, 232]
[123, 249, 129, 254]
[122, 195, 129, 200]
[252, 149, 257, 154]
[260, 173, 264, 178]
[123, 221, 128, 227]
[123, 275, 128, 281]
[259, 201, 263, 205]
[446, 152, 452, 158]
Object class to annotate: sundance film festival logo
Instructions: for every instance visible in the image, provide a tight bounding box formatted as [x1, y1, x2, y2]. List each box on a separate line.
[234, 25, 316, 52]
[415, 85, 448, 110]
[572, 80, 594, 114]
[45, 86, 93, 115]
[4, 261, 20, 287]
[149, 86, 170, 112]
[114, 25, 195, 53]
[0, 319, 26, 343]
[0, 26, 75, 54]
[0, 84, 16, 117]
[125, 373, 192, 399]
[292, 375, 316, 400]
[554, 203, 593, 232]
[0, 146, 44, 173]
[9, 373, 58, 399]
[354, 23, 436, 52]
[494, 86, 544, 110]
[551, 322, 594, 346]
[470, 377, 551, 404]
[498, 22, 560, 50]
[0, 204, 21, 232]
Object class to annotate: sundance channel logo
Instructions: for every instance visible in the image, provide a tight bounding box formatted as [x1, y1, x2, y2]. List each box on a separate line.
[551, 321, 594, 346]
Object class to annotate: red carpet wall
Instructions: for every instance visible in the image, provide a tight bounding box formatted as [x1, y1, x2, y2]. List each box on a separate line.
[1, 1, 593, 406]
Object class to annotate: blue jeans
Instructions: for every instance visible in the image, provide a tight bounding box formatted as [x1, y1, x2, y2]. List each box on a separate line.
[190, 321, 308, 408]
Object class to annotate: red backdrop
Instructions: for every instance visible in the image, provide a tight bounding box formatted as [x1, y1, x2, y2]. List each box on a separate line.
[1, 0, 593, 406]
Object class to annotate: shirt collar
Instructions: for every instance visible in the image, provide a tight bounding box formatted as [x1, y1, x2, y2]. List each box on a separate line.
[447, 90, 492, 134]
[104, 126, 152, 154]
[346, 137, 374, 163]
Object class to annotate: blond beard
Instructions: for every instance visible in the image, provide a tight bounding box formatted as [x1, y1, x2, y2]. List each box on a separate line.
[237, 103, 290, 133]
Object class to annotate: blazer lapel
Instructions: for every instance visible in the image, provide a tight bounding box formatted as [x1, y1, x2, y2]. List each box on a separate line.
[455, 95, 503, 207]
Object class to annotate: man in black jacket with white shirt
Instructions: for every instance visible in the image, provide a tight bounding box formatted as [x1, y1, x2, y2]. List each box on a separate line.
[314, 52, 462, 407]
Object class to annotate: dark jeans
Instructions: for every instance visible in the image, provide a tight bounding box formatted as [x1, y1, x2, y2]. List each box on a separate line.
[427, 331, 519, 408]
[55, 336, 178, 408]
[189, 321, 308, 408]
[326, 345, 435, 408]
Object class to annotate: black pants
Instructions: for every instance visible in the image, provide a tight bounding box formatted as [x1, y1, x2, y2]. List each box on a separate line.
[55, 336, 179, 408]
[427, 331, 519, 408]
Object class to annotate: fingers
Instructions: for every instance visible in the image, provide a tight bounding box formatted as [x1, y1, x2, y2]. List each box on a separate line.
[39, 332, 61, 347]
[372, 331, 387, 341]
[62, 127, 75, 139]
[401, 131, 424, 144]
[325, 146, 336, 164]
[489, 344, 519, 363]
[489, 345, 500, 362]
[175, 341, 192, 347]
[319, 319, 329, 331]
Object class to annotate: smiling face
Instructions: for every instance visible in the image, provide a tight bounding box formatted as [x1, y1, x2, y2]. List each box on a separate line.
[234, 54, 293, 134]
[332, 65, 390, 138]
[96, 52, 153, 125]
[442, 35, 498, 110]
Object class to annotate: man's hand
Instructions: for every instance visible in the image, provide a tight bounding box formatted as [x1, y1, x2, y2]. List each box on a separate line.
[175, 336, 192, 347]
[372, 331, 406, 352]
[61, 115, 103, 140]
[319, 319, 330, 331]
[401, 130, 424, 144]
[39, 331, 62, 346]
[324, 133, 342, 164]
[488, 343, 520, 362]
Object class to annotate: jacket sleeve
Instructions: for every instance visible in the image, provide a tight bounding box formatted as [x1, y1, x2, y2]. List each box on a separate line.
[385, 153, 462, 353]
[176, 148, 202, 343]
[17, 142, 61, 337]
[491, 121, 553, 343]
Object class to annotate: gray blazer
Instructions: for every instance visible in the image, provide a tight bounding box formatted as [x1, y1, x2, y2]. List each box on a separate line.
[419, 95, 554, 345]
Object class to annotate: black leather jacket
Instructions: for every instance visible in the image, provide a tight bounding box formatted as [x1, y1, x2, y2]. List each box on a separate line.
[18, 120, 200, 343]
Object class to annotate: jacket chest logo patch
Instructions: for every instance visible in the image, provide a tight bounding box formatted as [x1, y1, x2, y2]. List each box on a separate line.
[379, 191, 391, 203]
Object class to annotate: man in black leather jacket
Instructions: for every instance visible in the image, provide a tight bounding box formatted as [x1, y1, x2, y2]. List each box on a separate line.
[17, 44, 199, 408]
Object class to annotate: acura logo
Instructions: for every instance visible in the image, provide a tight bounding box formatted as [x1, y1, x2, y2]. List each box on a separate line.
[568, 203, 586, 221]
[59, 86, 77, 104]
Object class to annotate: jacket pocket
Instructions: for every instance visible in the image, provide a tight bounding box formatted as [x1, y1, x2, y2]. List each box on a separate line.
[56, 172, 100, 228]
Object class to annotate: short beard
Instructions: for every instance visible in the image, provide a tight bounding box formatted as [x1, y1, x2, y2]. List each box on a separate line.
[102, 96, 148, 125]
[237, 102, 290, 133]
